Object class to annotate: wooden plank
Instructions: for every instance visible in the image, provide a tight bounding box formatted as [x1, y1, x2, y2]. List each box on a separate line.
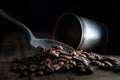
[0, 32, 120, 80]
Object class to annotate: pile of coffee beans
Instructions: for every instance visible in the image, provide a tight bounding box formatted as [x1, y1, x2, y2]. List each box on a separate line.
[10, 45, 120, 77]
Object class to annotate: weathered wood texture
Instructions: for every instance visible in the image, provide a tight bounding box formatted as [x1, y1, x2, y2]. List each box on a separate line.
[0, 31, 120, 80]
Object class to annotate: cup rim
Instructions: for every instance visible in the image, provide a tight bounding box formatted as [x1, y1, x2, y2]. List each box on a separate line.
[53, 13, 84, 49]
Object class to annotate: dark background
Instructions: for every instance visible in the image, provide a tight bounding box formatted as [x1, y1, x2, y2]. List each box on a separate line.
[0, 0, 119, 52]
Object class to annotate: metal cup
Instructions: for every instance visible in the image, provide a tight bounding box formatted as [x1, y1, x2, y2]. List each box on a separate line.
[53, 13, 108, 50]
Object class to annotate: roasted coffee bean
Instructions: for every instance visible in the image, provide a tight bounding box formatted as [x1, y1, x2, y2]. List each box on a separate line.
[59, 65, 70, 72]
[100, 63, 105, 67]
[45, 69, 52, 74]
[10, 45, 120, 76]
[35, 71, 44, 76]
[45, 58, 51, 64]
[37, 65, 45, 71]
[72, 51, 78, 56]
[29, 64, 37, 72]
[18, 64, 27, 71]
[40, 61, 44, 65]
[49, 49, 56, 55]
[51, 59, 58, 64]
[79, 54, 87, 58]
[86, 66, 94, 74]
[81, 50, 88, 55]
[63, 55, 72, 60]
[37, 46, 45, 51]
[59, 50, 67, 55]
[91, 61, 102, 66]
[57, 58, 67, 62]
[34, 54, 43, 61]
[73, 56, 90, 66]
[52, 45, 63, 50]
[54, 65, 61, 71]
[45, 64, 51, 69]
[93, 54, 101, 60]
[58, 61, 64, 66]
[103, 61, 113, 67]
[73, 56, 83, 61]
[88, 55, 96, 60]
[106, 57, 118, 62]
[100, 61, 113, 70]
[72, 61, 77, 66]
[64, 64, 71, 69]
[77, 67, 86, 75]
[48, 49, 59, 57]
[76, 62, 84, 68]
[112, 60, 120, 66]
[81, 57, 90, 66]
[75, 50, 81, 55]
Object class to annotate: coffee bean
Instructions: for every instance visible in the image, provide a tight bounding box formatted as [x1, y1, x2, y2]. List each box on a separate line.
[10, 45, 120, 76]
[45, 58, 51, 64]
[18, 64, 27, 72]
[51, 59, 58, 64]
[106, 57, 118, 62]
[88, 55, 96, 60]
[37, 65, 45, 71]
[59, 50, 67, 55]
[45, 69, 52, 74]
[37, 46, 46, 52]
[45, 64, 51, 69]
[52, 45, 63, 50]
[54, 65, 61, 71]
[60, 64, 70, 72]
[86, 66, 94, 74]
[72, 61, 77, 66]
[63, 55, 72, 60]
[34, 54, 43, 61]
[77, 67, 86, 75]
[75, 50, 81, 55]
[100, 61, 113, 70]
[58, 58, 67, 62]
[112, 60, 120, 66]
[94, 54, 101, 60]
[104, 61, 113, 67]
[101, 63, 105, 67]
[77, 62, 84, 68]
[79, 54, 87, 58]
[91, 61, 102, 66]
[58, 61, 64, 66]
[35, 71, 44, 76]
[29, 64, 37, 72]
[81, 57, 90, 66]
[49, 49, 56, 55]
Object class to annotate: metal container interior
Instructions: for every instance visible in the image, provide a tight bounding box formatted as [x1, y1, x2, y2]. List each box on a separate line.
[53, 13, 108, 50]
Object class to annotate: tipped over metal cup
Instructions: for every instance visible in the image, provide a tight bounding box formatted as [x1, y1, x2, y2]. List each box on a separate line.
[53, 13, 108, 50]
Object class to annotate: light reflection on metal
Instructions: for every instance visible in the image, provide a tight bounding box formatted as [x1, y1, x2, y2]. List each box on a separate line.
[54, 13, 108, 50]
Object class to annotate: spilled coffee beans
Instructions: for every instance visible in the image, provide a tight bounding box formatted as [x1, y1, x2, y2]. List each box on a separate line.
[10, 45, 120, 77]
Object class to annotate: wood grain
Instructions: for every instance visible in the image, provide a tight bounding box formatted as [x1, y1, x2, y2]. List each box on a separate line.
[0, 31, 120, 80]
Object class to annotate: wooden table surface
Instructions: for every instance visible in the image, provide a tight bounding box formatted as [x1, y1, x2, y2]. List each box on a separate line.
[0, 31, 120, 80]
